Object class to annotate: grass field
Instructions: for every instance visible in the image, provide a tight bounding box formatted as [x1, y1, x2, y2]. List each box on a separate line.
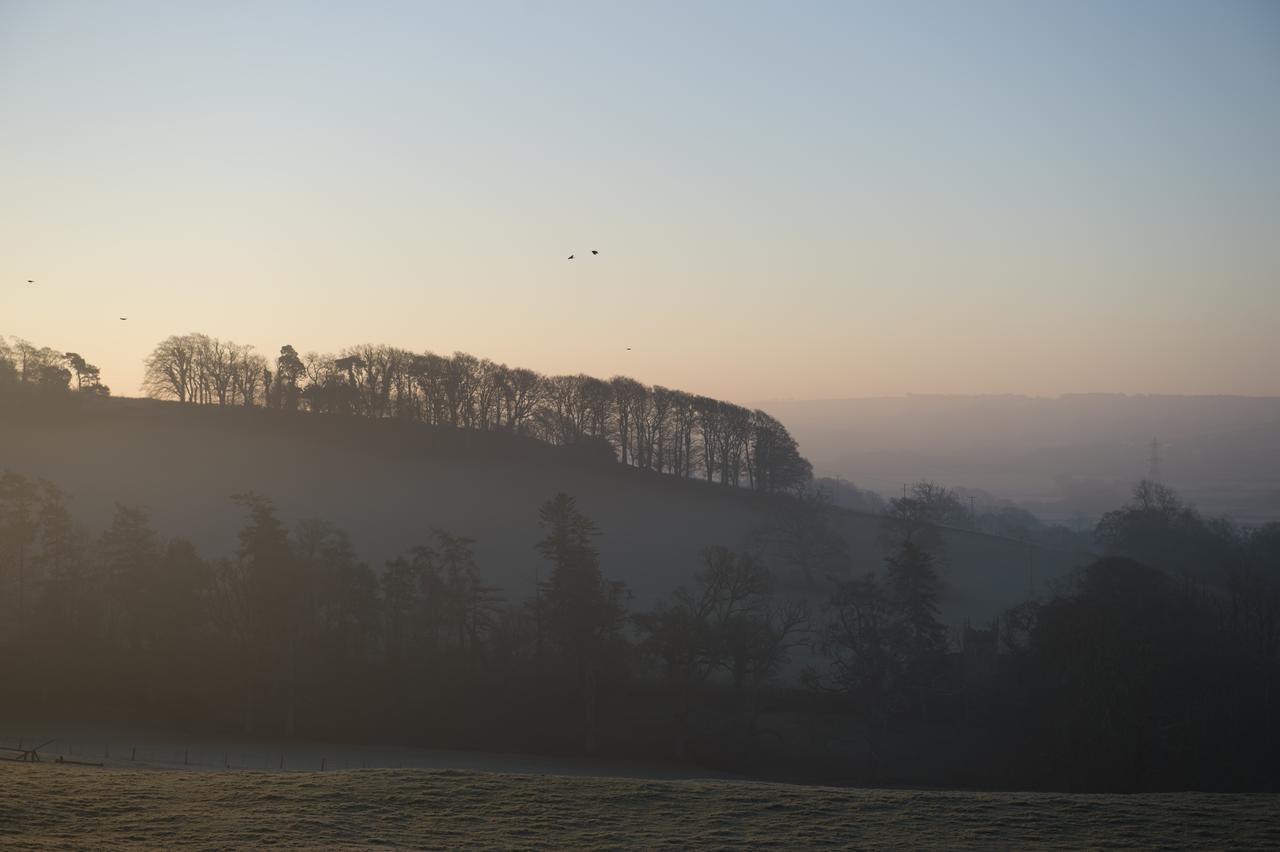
[2, 762, 1277, 850]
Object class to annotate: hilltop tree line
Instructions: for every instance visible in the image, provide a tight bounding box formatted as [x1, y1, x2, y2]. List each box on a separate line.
[1, 469, 1276, 790]
[141, 334, 811, 491]
[0, 336, 109, 395]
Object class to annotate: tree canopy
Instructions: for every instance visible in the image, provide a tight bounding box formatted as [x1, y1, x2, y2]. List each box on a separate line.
[139, 333, 811, 493]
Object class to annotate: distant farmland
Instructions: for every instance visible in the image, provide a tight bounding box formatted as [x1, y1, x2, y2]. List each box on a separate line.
[3, 763, 1277, 850]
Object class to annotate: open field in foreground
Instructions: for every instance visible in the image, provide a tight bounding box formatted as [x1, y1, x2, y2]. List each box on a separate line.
[3, 763, 1278, 850]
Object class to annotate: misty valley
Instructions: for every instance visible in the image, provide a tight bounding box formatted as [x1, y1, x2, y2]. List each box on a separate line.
[2, 345, 1276, 812]
[4, 3, 1278, 845]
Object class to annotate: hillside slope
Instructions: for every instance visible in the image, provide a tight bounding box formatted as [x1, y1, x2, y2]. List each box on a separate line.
[0, 394, 1085, 625]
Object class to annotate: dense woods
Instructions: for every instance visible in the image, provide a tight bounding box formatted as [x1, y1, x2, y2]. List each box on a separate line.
[1, 459, 1275, 791]
[138, 334, 812, 491]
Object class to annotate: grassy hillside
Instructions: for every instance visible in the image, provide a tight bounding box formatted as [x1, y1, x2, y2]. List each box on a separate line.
[0, 393, 1086, 625]
[3, 762, 1276, 850]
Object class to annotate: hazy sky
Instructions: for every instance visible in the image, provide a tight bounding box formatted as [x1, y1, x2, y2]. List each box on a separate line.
[3, 1, 1278, 401]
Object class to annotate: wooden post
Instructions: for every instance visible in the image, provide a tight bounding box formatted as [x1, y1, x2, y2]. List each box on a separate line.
[321, 757, 326, 771]
[131, 747, 136, 761]
[279, 755, 284, 770]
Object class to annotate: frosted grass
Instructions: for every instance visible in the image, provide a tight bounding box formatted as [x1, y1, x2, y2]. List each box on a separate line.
[3, 762, 1277, 850]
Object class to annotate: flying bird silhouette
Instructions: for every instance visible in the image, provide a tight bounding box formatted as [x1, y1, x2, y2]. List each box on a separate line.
[567, 254, 574, 260]
[27, 279, 34, 283]
[591, 250, 598, 255]
[119, 317, 128, 321]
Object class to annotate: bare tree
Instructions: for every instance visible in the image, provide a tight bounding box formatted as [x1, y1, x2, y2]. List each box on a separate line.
[198, 336, 238, 406]
[610, 376, 646, 466]
[693, 396, 724, 482]
[132, 331, 816, 491]
[234, 345, 267, 407]
[748, 410, 811, 493]
[636, 547, 808, 755]
[143, 335, 199, 401]
[880, 480, 967, 552]
[497, 366, 544, 433]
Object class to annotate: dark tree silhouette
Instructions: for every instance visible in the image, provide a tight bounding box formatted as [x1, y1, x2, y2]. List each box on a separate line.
[0, 468, 1275, 791]
[274, 345, 305, 412]
[63, 352, 103, 392]
[536, 492, 626, 754]
[0, 471, 40, 641]
[884, 540, 947, 711]
[754, 485, 849, 587]
[220, 492, 298, 733]
[637, 547, 808, 756]
[98, 504, 161, 649]
[143, 334, 200, 402]
[136, 333, 813, 493]
[806, 571, 896, 777]
[880, 480, 968, 552]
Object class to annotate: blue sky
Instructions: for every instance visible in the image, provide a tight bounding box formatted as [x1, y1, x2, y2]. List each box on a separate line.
[3, 0, 1277, 399]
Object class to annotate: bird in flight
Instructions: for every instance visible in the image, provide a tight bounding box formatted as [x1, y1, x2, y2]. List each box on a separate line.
[119, 317, 128, 321]
[27, 279, 34, 283]
[591, 250, 599, 255]
[567, 254, 574, 260]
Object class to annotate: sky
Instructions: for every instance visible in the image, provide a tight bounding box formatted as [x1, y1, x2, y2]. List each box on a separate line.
[2, 0, 1278, 402]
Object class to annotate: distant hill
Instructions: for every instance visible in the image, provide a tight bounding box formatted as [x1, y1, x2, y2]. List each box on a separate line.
[0, 393, 1088, 628]
[759, 394, 1280, 522]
